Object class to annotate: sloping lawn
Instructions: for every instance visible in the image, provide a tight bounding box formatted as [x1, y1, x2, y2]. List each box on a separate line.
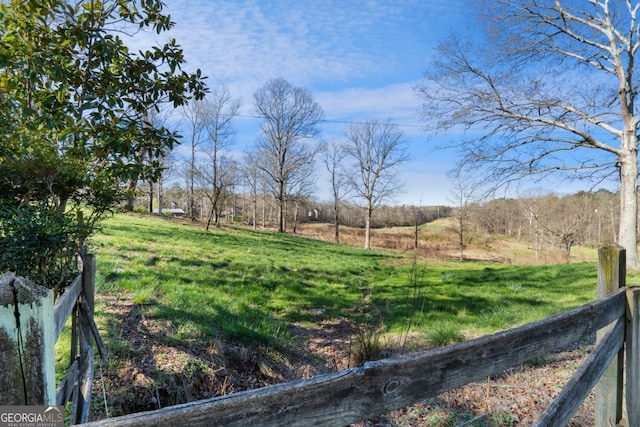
[90, 213, 598, 348]
[64, 212, 605, 418]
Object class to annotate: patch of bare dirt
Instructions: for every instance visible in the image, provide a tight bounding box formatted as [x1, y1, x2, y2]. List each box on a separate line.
[93, 294, 290, 418]
[289, 316, 360, 373]
[92, 292, 595, 426]
[92, 295, 356, 420]
[290, 315, 596, 426]
[365, 345, 595, 426]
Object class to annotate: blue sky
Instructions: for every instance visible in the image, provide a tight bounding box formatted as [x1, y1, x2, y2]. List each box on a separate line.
[137, 0, 591, 205]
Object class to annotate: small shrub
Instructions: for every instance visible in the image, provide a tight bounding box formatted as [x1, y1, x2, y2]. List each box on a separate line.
[350, 323, 386, 366]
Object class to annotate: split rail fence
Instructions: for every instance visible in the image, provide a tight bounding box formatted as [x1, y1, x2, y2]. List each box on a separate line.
[82, 245, 638, 426]
[0, 247, 638, 426]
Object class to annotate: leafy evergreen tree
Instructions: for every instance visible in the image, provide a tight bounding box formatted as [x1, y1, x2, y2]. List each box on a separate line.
[0, 0, 207, 291]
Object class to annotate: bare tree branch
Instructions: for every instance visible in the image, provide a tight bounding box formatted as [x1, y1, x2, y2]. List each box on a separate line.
[417, 0, 640, 269]
[252, 78, 324, 232]
[345, 119, 409, 249]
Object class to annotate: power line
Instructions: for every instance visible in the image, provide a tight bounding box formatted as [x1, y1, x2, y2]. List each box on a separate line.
[234, 113, 424, 129]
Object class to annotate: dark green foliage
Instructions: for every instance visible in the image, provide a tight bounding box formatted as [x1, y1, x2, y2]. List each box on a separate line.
[0, 0, 207, 289]
[0, 205, 90, 294]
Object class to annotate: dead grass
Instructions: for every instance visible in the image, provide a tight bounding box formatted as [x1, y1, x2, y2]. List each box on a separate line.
[293, 220, 598, 265]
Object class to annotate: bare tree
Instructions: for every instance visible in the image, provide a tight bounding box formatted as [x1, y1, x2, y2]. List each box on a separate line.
[345, 120, 409, 249]
[592, 189, 619, 245]
[417, 0, 640, 270]
[198, 156, 239, 230]
[540, 194, 590, 263]
[156, 148, 178, 214]
[143, 108, 177, 213]
[182, 100, 207, 219]
[448, 169, 482, 261]
[121, 108, 176, 212]
[199, 89, 241, 228]
[323, 140, 350, 243]
[521, 192, 550, 261]
[288, 160, 317, 233]
[253, 78, 324, 232]
[241, 152, 261, 230]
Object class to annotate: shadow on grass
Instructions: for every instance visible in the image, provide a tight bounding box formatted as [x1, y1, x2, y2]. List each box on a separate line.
[149, 300, 292, 350]
[95, 214, 599, 348]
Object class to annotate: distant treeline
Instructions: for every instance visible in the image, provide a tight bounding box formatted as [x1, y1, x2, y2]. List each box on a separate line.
[306, 203, 452, 228]
[131, 182, 452, 229]
[132, 182, 617, 251]
[460, 190, 618, 256]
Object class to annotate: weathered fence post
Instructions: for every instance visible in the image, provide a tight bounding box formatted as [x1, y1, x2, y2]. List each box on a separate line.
[82, 253, 96, 313]
[596, 245, 625, 427]
[0, 272, 56, 405]
[627, 285, 640, 427]
[74, 253, 97, 424]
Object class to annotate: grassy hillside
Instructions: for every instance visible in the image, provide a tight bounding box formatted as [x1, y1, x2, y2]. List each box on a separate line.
[92, 214, 597, 337]
[83, 213, 600, 417]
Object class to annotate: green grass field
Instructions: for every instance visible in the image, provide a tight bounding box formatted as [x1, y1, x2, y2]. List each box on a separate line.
[89, 213, 599, 352]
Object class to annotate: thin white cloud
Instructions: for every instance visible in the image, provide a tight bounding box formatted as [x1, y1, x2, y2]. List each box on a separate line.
[124, 0, 478, 205]
[157, 0, 470, 86]
[163, 0, 377, 86]
[127, 0, 472, 113]
[318, 83, 420, 120]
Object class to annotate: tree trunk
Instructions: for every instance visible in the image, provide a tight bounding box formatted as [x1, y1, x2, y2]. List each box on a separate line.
[215, 206, 223, 227]
[283, 200, 287, 232]
[619, 145, 639, 271]
[190, 144, 196, 219]
[364, 204, 372, 250]
[261, 195, 266, 229]
[364, 216, 371, 249]
[148, 180, 154, 213]
[563, 243, 571, 264]
[206, 207, 214, 231]
[278, 180, 285, 233]
[232, 192, 236, 223]
[333, 201, 340, 243]
[157, 178, 163, 214]
[292, 201, 298, 234]
[253, 196, 257, 230]
[458, 215, 464, 262]
[125, 180, 137, 211]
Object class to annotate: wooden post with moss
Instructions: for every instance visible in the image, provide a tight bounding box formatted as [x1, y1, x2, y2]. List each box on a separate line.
[0, 272, 56, 406]
[595, 245, 625, 427]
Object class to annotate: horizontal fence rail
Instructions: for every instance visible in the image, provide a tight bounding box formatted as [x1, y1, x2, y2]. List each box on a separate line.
[53, 274, 83, 341]
[81, 288, 627, 427]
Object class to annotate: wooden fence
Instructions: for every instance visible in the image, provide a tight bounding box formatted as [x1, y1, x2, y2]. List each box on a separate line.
[1, 247, 638, 426]
[79, 245, 637, 427]
[0, 254, 106, 424]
